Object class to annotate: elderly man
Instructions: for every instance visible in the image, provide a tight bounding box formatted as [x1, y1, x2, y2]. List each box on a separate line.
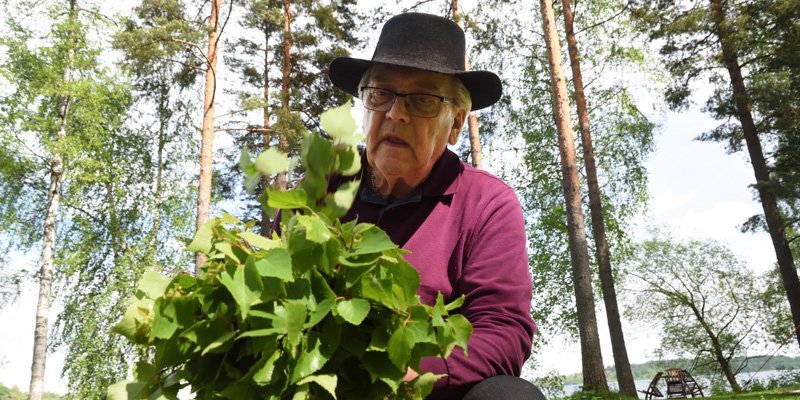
[328, 13, 543, 400]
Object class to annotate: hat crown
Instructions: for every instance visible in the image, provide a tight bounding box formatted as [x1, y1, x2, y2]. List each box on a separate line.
[371, 13, 466, 74]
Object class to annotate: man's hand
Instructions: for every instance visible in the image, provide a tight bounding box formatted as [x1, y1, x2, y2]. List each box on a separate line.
[403, 367, 419, 382]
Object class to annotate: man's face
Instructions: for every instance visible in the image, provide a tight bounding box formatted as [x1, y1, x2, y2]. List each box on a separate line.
[362, 64, 466, 188]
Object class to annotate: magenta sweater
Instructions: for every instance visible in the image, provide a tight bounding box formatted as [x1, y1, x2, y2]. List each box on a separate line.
[339, 149, 536, 399]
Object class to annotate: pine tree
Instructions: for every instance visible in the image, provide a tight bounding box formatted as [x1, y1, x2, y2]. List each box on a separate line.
[539, 0, 608, 391]
[634, 0, 800, 349]
[561, 0, 636, 395]
[195, 0, 223, 274]
[219, 0, 360, 231]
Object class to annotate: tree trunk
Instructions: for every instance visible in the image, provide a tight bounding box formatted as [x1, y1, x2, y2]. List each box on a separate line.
[28, 4, 75, 399]
[561, 0, 637, 396]
[278, 0, 292, 191]
[261, 29, 273, 235]
[451, 0, 483, 168]
[691, 304, 741, 392]
[146, 82, 167, 261]
[710, 0, 800, 349]
[195, 0, 221, 275]
[539, 0, 608, 391]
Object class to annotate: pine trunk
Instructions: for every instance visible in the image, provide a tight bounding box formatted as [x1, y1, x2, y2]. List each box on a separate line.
[261, 29, 273, 235]
[278, 0, 292, 191]
[451, 0, 483, 168]
[28, 4, 75, 399]
[561, 0, 637, 396]
[195, 0, 221, 274]
[710, 0, 800, 349]
[539, 0, 608, 391]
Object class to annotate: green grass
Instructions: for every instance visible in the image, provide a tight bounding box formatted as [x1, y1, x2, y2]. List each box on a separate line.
[557, 386, 800, 400]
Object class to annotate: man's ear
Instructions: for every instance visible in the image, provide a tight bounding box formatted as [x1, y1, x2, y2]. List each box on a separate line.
[448, 108, 467, 145]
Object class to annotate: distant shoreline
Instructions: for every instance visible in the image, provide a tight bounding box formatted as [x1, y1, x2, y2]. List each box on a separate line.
[561, 355, 800, 385]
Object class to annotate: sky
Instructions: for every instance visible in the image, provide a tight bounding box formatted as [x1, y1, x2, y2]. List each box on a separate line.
[1, 0, 798, 395]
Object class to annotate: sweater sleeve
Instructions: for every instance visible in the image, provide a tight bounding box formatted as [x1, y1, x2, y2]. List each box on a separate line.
[419, 186, 536, 399]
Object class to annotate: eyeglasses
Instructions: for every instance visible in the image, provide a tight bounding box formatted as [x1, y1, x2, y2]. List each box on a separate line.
[359, 86, 456, 118]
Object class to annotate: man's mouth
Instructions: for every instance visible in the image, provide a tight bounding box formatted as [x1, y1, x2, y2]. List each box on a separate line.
[382, 135, 408, 146]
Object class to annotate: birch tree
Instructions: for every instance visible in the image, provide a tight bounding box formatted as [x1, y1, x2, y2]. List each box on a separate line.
[626, 235, 767, 393]
[0, 0, 130, 397]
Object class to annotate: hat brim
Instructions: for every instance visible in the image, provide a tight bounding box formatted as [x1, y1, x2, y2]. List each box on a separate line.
[329, 57, 502, 111]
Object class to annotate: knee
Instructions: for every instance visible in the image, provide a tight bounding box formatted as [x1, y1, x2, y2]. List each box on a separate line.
[462, 375, 547, 400]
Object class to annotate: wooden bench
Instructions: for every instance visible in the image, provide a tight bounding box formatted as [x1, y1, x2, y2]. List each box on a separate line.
[639, 371, 664, 400]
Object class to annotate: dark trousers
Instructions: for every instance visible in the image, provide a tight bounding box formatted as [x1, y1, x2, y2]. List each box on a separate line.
[462, 376, 547, 400]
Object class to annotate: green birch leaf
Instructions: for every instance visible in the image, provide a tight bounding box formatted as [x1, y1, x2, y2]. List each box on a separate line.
[201, 331, 235, 355]
[411, 372, 445, 400]
[244, 171, 262, 194]
[349, 225, 397, 256]
[448, 314, 473, 355]
[273, 301, 308, 347]
[335, 146, 361, 176]
[320, 102, 356, 139]
[255, 147, 290, 175]
[296, 374, 337, 400]
[389, 260, 421, 306]
[267, 189, 308, 209]
[253, 350, 281, 385]
[296, 215, 332, 244]
[218, 262, 263, 317]
[362, 351, 405, 392]
[329, 180, 360, 216]
[138, 270, 171, 299]
[237, 328, 281, 339]
[291, 383, 310, 400]
[239, 147, 255, 174]
[251, 248, 293, 281]
[336, 298, 370, 325]
[240, 231, 280, 250]
[305, 298, 334, 329]
[291, 333, 329, 383]
[111, 300, 149, 343]
[150, 298, 178, 340]
[107, 381, 148, 400]
[187, 220, 214, 254]
[431, 293, 446, 328]
[215, 241, 241, 263]
[444, 295, 465, 312]
[221, 212, 240, 225]
[302, 133, 334, 179]
[387, 325, 414, 369]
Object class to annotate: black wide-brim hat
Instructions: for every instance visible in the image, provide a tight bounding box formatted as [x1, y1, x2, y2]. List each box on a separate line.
[329, 12, 502, 111]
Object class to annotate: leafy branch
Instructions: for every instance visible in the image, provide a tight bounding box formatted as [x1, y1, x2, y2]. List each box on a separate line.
[108, 103, 472, 400]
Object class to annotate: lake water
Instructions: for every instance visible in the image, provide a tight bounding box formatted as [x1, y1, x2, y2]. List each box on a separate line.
[561, 370, 789, 398]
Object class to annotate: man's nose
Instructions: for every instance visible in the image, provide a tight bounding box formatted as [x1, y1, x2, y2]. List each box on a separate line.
[385, 96, 411, 123]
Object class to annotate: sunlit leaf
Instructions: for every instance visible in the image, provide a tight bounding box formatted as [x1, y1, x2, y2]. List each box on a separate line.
[320, 102, 356, 139]
[254, 147, 290, 175]
[336, 298, 370, 325]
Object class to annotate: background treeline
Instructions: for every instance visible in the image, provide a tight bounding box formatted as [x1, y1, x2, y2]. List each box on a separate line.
[561, 355, 800, 385]
[0, 0, 798, 398]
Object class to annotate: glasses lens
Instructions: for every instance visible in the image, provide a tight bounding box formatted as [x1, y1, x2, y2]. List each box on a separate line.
[362, 88, 394, 111]
[407, 94, 441, 117]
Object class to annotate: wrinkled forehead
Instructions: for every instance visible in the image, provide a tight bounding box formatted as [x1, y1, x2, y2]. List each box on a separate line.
[365, 64, 455, 93]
